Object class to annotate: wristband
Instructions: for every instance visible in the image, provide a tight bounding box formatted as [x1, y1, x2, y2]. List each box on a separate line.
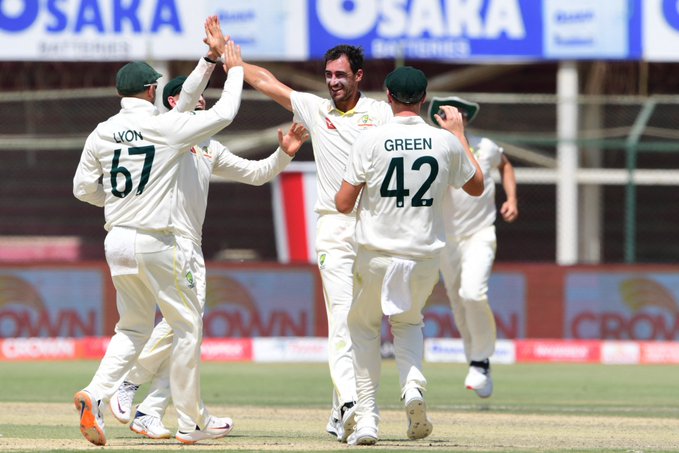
[203, 56, 218, 64]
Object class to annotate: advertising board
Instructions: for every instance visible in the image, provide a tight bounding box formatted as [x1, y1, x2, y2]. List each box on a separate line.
[0, 0, 652, 62]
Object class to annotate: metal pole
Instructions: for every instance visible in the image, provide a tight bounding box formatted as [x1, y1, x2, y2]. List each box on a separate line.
[624, 99, 657, 263]
[556, 61, 579, 265]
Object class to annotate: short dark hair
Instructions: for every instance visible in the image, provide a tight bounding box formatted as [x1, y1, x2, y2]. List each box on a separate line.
[323, 45, 364, 74]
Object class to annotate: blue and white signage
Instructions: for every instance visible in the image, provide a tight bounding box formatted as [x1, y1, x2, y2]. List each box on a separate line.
[0, 0, 305, 61]
[543, 0, 636, 59]
[0, 0, 199, 60]
[208, 0, 307, 60]
[643, 0, 679, 61]
[0, 0, 678, 62]
[309, 0, 543, 61]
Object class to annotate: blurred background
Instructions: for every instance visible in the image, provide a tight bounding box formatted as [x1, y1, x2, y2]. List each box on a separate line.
[1, 0, 678, 357]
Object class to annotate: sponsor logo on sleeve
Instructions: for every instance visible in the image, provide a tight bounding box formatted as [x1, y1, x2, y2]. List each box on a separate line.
[325, 117, 336, 130]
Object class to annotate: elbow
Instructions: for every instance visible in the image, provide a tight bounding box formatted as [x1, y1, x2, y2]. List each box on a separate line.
[217, 107, 238, 124]
[336, 200, 351, 214]
[468, 186, 484, 197]
[335, 196, 352, 214]
[73, 185, 85, 201]
[471, 178, 485, 196]
[463, 177, 485, 197]
[73, 184, 105, 207]
[335, 181, 361, 213]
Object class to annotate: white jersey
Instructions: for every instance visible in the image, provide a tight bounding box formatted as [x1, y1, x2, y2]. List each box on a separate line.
[73, 66, 244, 233]
[290, 91, 393, 215]
[344, 116, 476, 258]
[173, 137, 292, 245]
[443, 135, 502, 238]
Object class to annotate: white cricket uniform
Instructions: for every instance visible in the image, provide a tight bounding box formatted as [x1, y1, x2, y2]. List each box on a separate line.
[72, 62, 244, 433]
[114, 63, 294, 423]
[440, 135, 503, 362]
[343, 115, 476, 430]
[290, 91, 392, 416]
[128, 140, 294, 421]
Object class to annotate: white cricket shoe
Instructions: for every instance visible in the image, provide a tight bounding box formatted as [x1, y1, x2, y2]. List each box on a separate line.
[347, 425, 379, 446]
[338, 401, 357, 443]
[175, 415, 234, 444]
[404, 388, 433, 440]
[109, 380, 139, 423]
[465, 360, 493, 398]
[74, 390, 106, 446]
[130, 412, 171, 439]
[325, 414, 340, 438]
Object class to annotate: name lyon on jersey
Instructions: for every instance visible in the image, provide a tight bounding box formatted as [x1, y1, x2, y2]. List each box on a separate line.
[113, 130, 143, 143]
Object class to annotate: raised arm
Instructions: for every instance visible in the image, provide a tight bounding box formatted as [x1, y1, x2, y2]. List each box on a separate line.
[211, 123, 308, 186]
[243, 62, 294, 112]
[203, 15, 228, 62]
[175, 16, 226, 112]
[160, 40, 243, 149]
[222, 39, 243, 73]
[277, 122, 309, 157]
[435, 105, 484, 196]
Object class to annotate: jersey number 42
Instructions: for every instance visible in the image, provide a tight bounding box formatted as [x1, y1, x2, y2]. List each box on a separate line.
[380, 156, 439, 208]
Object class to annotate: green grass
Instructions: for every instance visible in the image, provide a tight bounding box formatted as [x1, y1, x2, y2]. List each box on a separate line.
[1, 360, 678, 452]
[1, 360, 676, 417]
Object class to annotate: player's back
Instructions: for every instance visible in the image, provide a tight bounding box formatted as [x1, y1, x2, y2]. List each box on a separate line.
[290, 91, 393, 214]
[86, 99, 189, 232]
[354, 116, 473, 258]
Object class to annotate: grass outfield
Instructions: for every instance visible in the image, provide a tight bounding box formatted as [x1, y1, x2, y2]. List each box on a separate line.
[0, 361, 678, 452]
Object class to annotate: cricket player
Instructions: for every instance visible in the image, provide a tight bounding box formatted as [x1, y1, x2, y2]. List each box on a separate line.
[335, 67, 484, 446]
[108, 73, 309, 439]
[72, 20, 244, 445]
[428, 96, 518, 398]
[242, 45, 393, 442]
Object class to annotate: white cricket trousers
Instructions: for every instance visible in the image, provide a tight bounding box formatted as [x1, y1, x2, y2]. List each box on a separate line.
[84, 230, 210, 432]
[316, 212, 358, 416]
[348, 247, 440, 430]
[124, 242, 207, 422]
[439, 224, 497, 362]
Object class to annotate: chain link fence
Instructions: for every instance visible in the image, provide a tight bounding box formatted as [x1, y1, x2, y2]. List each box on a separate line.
[1, 89, 678, 263]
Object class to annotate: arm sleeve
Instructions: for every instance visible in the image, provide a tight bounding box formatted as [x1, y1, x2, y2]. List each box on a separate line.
[290, 91, 321, 129]
[343, 134, 369, 186]
[479, 137, 503, 168]
[162, 66, 244, 150]
[211, 142, 293, 186]
[448, 135, 477, 188]
[73, 135, 105, 207]
[175, 58, 216, 113]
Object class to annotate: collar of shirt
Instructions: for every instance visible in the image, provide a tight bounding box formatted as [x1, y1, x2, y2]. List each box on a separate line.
[326, 93, 373, 117]
[120, 97, 159, 115]
[391, 115, 425, 125]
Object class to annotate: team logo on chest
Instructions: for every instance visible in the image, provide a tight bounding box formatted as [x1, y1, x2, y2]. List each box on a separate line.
[191, 145, 212, 159]
[357, 114, 376, 127]
[185, 271, 196, 289]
